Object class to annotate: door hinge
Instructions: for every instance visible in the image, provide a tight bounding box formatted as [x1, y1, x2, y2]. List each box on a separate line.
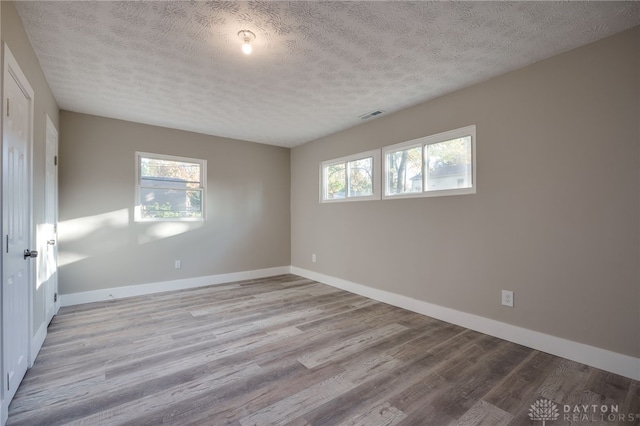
[54, 155, 58, 166]
[7, 374, 9, 391]
[5, 235, 8, 253]
[54, 224, 57, 233]
[6, 98, 9, 117]
[54, 293, 58, 303]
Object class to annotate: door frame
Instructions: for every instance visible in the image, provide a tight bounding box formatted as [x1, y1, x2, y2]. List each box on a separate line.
[44, 113, 59, 319]
[31, 114, 57, 362]
[1, 42, 35, 423]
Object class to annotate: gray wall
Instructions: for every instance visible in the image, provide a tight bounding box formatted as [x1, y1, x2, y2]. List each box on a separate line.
[291, 28, 640, 358]
[2, 0, 60, 338]
[58, 112, 290, 295]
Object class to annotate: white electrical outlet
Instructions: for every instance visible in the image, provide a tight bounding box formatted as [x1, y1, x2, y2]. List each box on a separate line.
[311, 254, 317, 263]
[501, 290, 514, 307]
[175, 260, 182, 269]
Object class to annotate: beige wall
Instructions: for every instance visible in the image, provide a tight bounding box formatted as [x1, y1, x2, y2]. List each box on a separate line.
[58, 112, 291, 295]
[2, 1, 59, 338]
[291, 28, 640, 358]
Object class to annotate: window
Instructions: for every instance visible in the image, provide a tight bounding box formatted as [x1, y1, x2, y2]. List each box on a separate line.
[383, 125, 476, 199]
[135, 152, 206, 221]
[320, 150, 380, 202]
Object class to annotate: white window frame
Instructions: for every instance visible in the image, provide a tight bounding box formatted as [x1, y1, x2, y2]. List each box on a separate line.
[135, 152, 207, 221]
[382, 125, 476, 199]
[320, 149, 381, 203]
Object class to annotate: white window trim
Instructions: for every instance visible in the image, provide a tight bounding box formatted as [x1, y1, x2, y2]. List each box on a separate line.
[382, 125, 476, 200]
[135, 151, 207, 222]
[320, 149, 381, 203]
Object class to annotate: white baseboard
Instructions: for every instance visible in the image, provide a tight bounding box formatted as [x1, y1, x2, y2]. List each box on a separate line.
[30, 321, 47, 367]
[291, 267, 640, 381]
[60, 266, 291, 307]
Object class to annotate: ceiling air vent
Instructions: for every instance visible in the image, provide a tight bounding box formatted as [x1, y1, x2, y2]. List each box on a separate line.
[359, 110, 384, 120]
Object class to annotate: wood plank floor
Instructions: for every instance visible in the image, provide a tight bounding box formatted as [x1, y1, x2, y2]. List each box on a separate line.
[7, 275, 640, 425]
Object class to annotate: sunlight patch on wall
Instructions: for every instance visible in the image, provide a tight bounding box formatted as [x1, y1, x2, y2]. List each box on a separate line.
[58, 209, 130, 267]
[60, 208, 129, 241]
[58, 251, 89, 268]
[36, 223, 55, 289]
[138, 221, 202, 245]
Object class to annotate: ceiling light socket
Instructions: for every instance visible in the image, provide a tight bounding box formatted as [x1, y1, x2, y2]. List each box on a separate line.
[238, 30, 256, 55]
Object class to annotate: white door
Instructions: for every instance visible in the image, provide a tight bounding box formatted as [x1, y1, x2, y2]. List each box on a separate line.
[43, 115, 58, 322]
[2, 44, 34, 410]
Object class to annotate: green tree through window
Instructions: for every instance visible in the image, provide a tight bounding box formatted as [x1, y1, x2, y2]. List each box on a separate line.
[137, 153, 206, 220]
[322, 151, 379, 202]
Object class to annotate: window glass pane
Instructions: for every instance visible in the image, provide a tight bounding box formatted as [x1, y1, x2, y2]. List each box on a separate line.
[325, 163, 346, 199]
[141, 177, 201, 189]
[425, 136, 472, 191]
[385, 146, 422, 195]
[140, 188, 203, 219]
[140, 158, 201, 188]
[137, 153, 205, 221]
[347, 157, 373, 197]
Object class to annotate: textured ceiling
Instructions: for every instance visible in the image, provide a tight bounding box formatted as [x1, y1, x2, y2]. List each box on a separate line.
[14, 1, 640, 147]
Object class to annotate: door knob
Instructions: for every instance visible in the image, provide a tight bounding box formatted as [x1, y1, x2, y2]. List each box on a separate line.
[23, 249, 38, 259]
[47, 240, 56, 245]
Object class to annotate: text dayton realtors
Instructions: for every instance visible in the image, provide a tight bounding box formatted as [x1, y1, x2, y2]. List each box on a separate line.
[562, 404, 637, 423]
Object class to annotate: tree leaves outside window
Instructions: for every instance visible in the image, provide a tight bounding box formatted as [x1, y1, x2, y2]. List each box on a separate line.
[426, 136, 472, 190]
[324, 157, 373, 200]
[138, 155, 205, 220]
[386, 146, 422, 195]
